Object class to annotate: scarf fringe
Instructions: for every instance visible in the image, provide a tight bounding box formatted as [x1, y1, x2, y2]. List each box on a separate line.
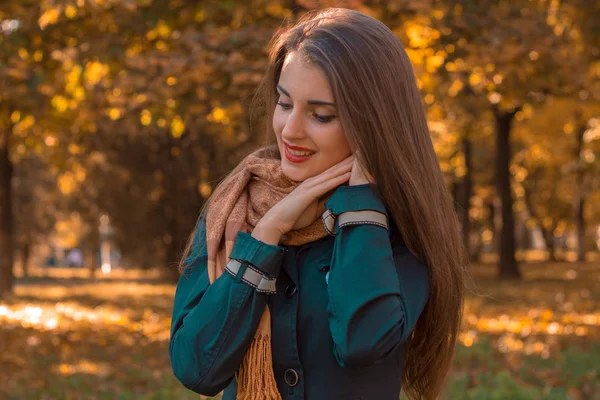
[235, 333, 282, 400]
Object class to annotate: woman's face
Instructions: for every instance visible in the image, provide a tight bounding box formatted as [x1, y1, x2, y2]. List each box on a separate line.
[273, 51, 352, 182]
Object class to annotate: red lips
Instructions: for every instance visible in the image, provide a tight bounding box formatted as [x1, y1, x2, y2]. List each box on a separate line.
[284, 142, 316, 152]
[283, 142, 316, 163]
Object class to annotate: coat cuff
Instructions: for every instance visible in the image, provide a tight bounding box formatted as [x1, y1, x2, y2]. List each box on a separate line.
[324, 184, 387, 215]
[228, 232, 286, 277]
[323, 184, 389, 235]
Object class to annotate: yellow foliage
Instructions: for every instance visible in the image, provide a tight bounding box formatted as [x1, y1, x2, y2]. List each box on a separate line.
[265, 2, 291, 18]
[563, 122, 574, 134]
[140, 109, 152, 126]
[108, 108, 121, 120]
[514, 185, 525, 197]
[448, 80, 464, 97]
[65, 5, 77, 19]
[146, 30, 157, 41]
[58, 173, 76, 195]
[425, 53, 445, 73]
[529, 51, 539, 61]
[513, 167, 528, 183]
[198, 182, 212, 198]
[18, 48, 28, 61]
[53, 213, 84, 248]
[39, 8, 61, 29]
[66, 65, 83, 95]
[73, 87, 85, 101]
[528, 144, 548, 162]
[156, 20, 171, 38]
[33, 50, 43, 62]
[405, 21, 439, 49]
[582, 149, 595, 163]
[481, 229, 493, 243]
[51, 96, 69, 112]
[126, 43, 143, 57]
[155, 40, 167, 51]
[170, 115, 185, 138]
[68, 144, 84, 155]
[469, 72, 483, 86]
[13, 115, 35, 136]
[84, 61, 109, 86]
[488, 92, 502, 104]
[73, 163, 87, 182]
[521, 103, 533, 118]
[432, 9, 444, 20]
[195, 10, 206, 23]
[208, 107, 230, 124]
[405, 48, 423, 67]
[10, 111, 21, 123]
[44, 135, 57, 147]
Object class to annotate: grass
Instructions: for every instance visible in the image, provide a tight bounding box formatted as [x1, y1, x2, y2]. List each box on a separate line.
[1, 261, 598, 400]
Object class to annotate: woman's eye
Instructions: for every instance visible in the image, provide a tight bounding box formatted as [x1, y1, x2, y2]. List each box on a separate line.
[277, 101, 292, 110]
[314, 114, 335, 123]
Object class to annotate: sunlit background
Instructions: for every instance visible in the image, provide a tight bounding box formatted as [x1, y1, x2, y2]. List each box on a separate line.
[0, 1, 599, 399]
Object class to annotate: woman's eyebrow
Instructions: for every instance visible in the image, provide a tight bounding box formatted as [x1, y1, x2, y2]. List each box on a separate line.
[277, 84, 336, 107]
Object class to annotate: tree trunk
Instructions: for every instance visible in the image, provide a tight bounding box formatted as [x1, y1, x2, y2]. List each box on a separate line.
[20, 241, 30, 278]
[576, 197, 586, 262]
[86, 225, 99, 278]
[488, 200, 496, 255]
[0, 129, 14, 297]
[540, 226, 558, 262]
[574, 123, 586, 262]
[163, 141, 186, 283]
[457, 134, 474, 260]
[494, 108, 521, 279]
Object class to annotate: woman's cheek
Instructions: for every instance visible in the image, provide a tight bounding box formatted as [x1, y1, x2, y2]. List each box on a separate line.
[272, 110, 286, 136]
[319, 128, 352, 164]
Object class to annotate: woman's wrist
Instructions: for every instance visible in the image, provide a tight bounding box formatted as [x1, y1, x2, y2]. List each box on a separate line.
[252, 219, 283, 246]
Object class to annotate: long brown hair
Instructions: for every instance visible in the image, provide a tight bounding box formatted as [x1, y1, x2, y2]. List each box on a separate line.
[181, 8, 465, 399]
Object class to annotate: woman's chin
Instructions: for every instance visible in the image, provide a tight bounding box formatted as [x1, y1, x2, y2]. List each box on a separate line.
[281, 162, 311, 183]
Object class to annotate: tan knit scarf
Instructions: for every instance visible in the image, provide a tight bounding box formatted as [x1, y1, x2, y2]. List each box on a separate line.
[204, 146, 329, 399]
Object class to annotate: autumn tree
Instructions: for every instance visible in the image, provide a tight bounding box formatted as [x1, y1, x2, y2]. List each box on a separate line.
[431, 0, 593, 277]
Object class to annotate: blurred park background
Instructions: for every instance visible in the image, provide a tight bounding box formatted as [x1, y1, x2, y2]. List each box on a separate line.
[0, 0, 599, 399]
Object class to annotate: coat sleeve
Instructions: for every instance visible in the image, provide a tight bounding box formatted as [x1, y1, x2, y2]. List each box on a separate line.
[324, 184, 431, 367]
[169, 216, 287, 395]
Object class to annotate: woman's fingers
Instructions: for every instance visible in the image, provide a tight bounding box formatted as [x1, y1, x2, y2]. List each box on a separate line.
[306, 156, 354, 186]
[315, 155, 354, 177]
[270, 156, 354, 234]
[298, 156, 354, 201]
[308, 171, 351, 199]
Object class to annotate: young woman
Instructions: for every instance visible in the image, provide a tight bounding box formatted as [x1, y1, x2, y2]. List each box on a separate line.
[170, 8, 465, 400]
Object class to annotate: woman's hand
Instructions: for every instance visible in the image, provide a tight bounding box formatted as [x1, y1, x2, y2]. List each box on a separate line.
[253, 155, 354, 244]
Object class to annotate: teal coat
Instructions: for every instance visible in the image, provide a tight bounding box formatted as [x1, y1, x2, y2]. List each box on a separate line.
[169, 184, 430, 400]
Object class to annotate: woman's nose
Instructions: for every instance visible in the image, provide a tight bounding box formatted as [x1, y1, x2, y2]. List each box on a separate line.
[281, 111, 306, 140]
